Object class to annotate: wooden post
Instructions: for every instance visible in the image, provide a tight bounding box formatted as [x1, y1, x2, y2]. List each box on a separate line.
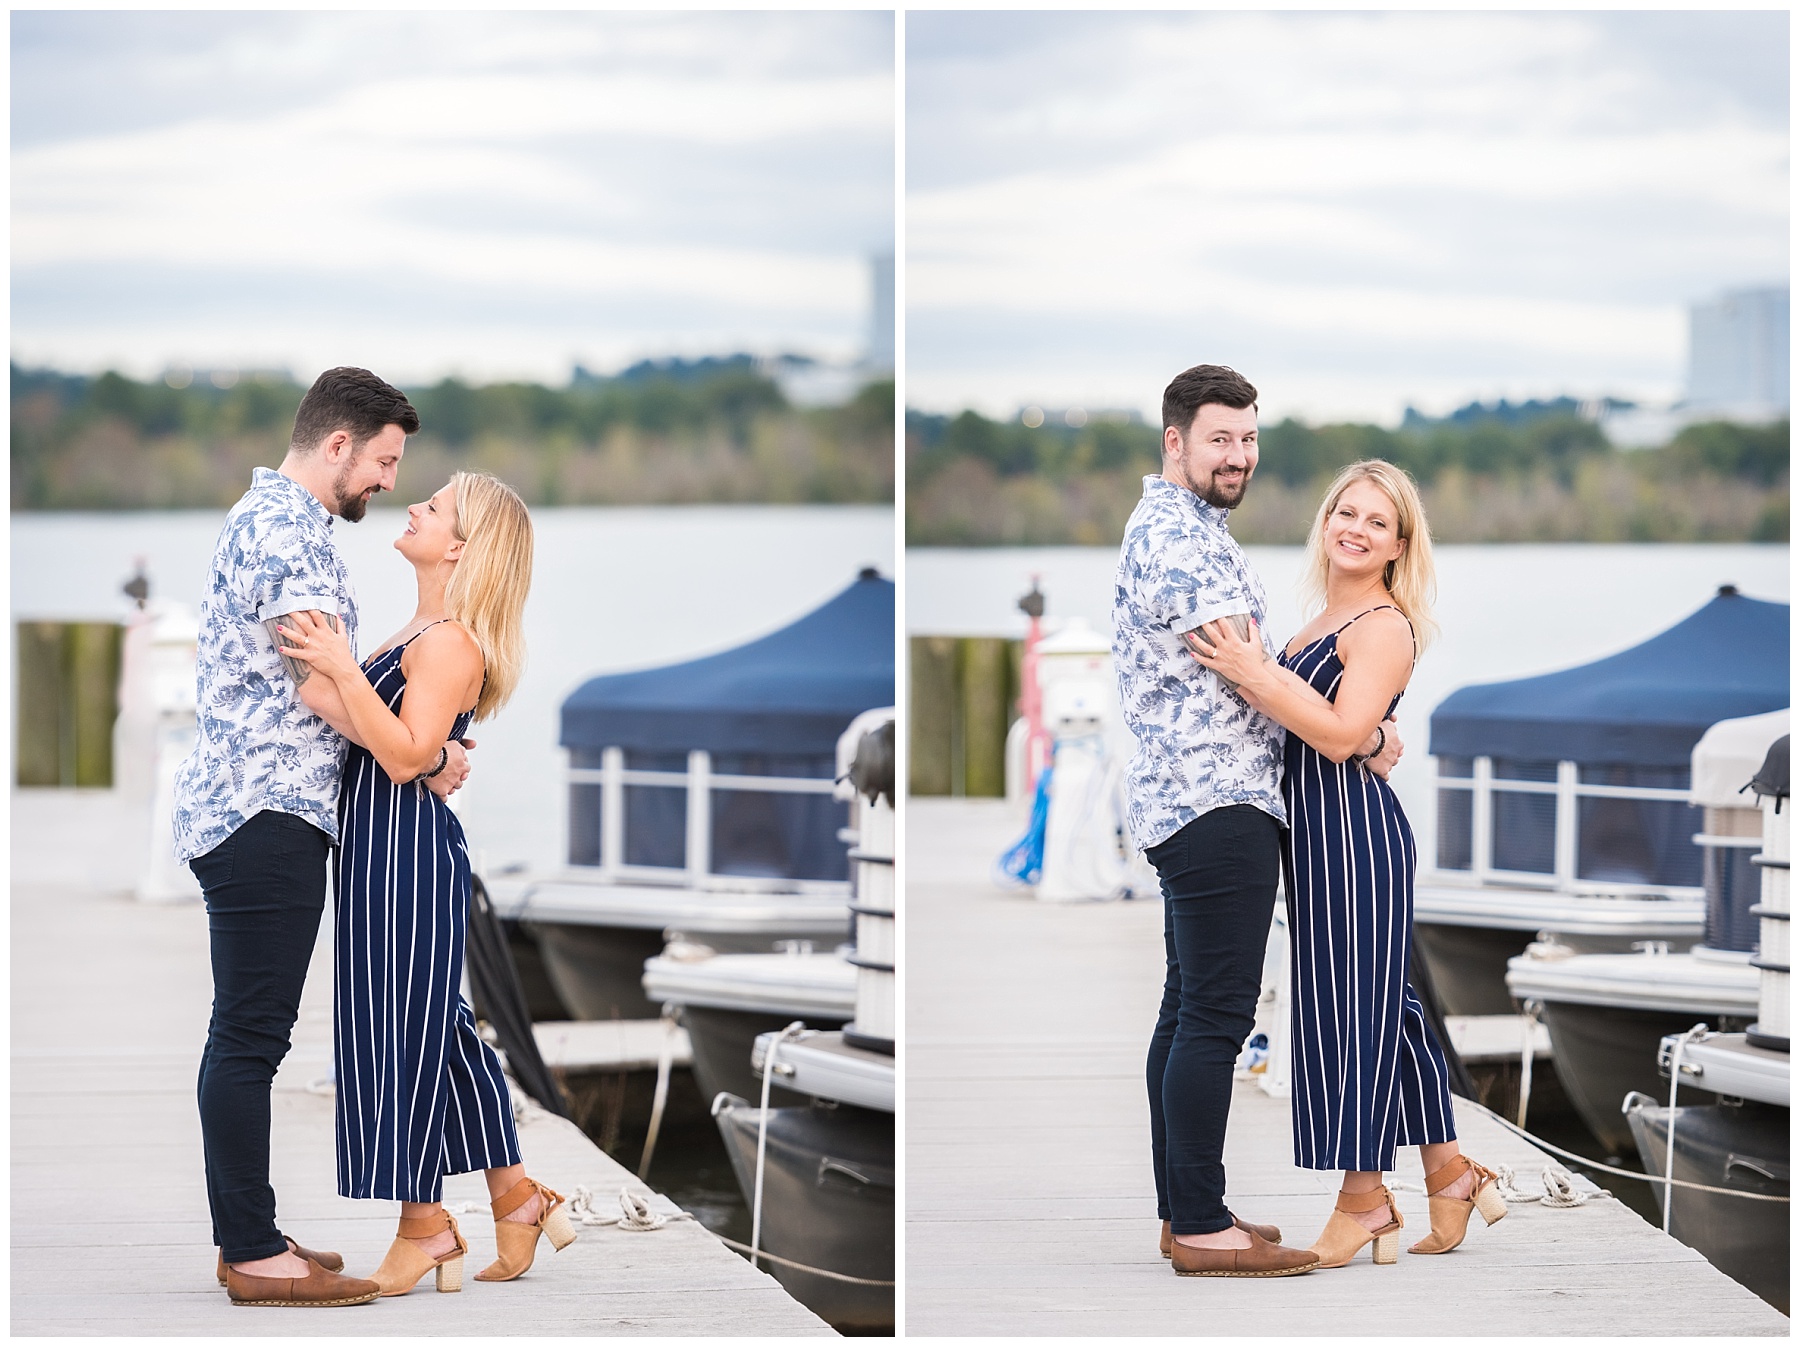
[14, 621, 122, 788]
[959, 637, 1011, 798]
[69, 622, 122, 788]
[15, 622, 65, 787]
[909, 636, 955, 796]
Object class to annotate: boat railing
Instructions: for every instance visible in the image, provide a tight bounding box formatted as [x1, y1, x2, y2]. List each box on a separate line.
[568, 747, 850, 897]
[1432, 755, 1705, 898]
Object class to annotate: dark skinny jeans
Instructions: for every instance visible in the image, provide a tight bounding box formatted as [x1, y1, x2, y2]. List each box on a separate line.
[1145, 804, 1281, 1235]
[191, 809, 331, 1264]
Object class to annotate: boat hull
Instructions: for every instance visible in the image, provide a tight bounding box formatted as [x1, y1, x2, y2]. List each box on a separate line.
[1538, 1000, 1744, 1154]
[685, 1004, 850, 1108]
[527, 922, 669, 1020]
[1625, 1099, 1789, 1315]
[714, 1097, 894, 1334]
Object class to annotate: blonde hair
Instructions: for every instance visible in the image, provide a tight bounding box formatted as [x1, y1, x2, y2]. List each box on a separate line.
[1300, 459, 1438, 651]
[444, 471, 533, 721]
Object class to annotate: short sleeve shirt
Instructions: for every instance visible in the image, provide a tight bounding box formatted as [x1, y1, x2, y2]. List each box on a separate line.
[1112, 475, 1286, 851]
[172, 467, 359, 862]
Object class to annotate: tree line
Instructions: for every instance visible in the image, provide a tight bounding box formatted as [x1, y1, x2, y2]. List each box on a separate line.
[12, 360, 893, 510]
[906, 407, 1788, 545]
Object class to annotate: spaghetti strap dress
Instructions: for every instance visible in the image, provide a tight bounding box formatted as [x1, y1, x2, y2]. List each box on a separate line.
[1279, 605, 1457, 1172]
[333, 620, 522, 1201]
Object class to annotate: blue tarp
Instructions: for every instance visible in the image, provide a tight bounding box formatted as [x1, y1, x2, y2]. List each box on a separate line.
[1429, 589, 1790, 768]
[561, 569, 895, 755]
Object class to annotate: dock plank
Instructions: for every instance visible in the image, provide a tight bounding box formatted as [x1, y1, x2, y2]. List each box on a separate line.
[905, 798, 1788, 1336]
[11, 790, 834, 1338]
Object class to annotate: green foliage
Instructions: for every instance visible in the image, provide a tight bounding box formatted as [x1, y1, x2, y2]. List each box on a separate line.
[11, 362, 892, 510]
[906, 404, 1789, 545]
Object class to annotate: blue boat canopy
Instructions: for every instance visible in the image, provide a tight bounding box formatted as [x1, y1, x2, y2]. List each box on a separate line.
[561, 569, 894, 755]
[1429, 589, 1790, 768]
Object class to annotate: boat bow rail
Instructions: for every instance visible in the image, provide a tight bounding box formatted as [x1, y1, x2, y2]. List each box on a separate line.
[485, 874, 850, 935]
[751, 1028, 895, 1113]
[1506, 946, 1761, 1015]
[1659, 1030, 1790, 1108]
[642, 949, 857, 1017]
[1416, 878, 1704, 935]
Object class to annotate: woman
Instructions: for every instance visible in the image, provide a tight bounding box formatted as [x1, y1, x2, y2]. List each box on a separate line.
[1190, 459, 1506, 1268]
[278, 470, 575, 1295]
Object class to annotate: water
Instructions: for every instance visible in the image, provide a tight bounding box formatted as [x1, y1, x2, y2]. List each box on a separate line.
[12, 505, 895, 871]
[907, 543, 1789, 856]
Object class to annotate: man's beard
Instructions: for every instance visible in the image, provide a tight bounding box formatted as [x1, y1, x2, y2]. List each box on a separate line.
[331, 452, 373, 522]
[1197, 473, 1248, 510]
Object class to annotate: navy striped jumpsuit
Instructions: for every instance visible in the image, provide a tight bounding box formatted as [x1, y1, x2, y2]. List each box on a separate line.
[334, 624, 522, 1201]
[1280, 607, 1456, 1172]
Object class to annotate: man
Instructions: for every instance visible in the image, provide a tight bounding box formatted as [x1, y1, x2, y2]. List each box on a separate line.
[1112, 363, 1400, 1277]
[172, 367, 471, 1307]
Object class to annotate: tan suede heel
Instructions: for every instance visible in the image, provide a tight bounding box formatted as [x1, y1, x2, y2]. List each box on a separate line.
[473, 1177, 576, 1282]
[1409, 1155, 1506, 1255]
[1309, 1186, 1403, 1268]
[370, 1209, 467, 1296]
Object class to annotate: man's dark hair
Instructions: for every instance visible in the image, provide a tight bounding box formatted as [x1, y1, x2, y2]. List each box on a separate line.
[1162, 364, 1258, 436]
[290, 366, 421, 453]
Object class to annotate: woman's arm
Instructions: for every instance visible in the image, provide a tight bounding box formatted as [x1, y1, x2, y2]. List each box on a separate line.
[1192, 610, 1413, 763]
[277, 612, 482, 783]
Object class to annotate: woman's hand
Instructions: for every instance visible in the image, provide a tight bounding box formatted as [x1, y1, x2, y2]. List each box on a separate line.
[1188, 614, 1270, 692]
[275, 609, 359, 685]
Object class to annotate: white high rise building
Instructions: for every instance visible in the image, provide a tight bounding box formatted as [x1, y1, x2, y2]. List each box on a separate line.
[1686, 285, 1789, 417]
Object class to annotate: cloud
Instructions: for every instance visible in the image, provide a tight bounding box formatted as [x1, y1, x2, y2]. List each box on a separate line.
[906, 10, 1788, 422]
[12, 12, 894, 380]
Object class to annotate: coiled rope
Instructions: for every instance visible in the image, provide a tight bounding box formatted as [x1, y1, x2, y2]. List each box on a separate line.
[567, 1185, 687, 1232]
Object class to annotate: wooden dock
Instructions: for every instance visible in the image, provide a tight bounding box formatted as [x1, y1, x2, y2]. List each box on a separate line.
[907, 798, 1789, 1336]
[10, 789, 833, 1337]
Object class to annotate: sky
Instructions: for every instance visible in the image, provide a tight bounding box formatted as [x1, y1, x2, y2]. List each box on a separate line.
[907, 11, 1789, 426]
[12, 11, 894, 386]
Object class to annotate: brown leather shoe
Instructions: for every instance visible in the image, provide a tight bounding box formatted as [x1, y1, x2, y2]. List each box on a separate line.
[1170, 1228, 1318, 1278]
[225, 1258, 380, 1307]
[1160, 1216, 1282, 1258]
[216, 1238, 346, 1286]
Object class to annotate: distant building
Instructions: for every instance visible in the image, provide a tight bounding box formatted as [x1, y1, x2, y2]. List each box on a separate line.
[1686, 285, 1788, 417]
[1596, 284, 1789, 447]
[568, 252, 893, 408]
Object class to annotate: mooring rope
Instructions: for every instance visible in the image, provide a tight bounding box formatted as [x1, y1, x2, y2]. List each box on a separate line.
[556, 1185, 893, 1286]
[1462, 1097, 1790, 1203]
[710, 1235, 896, 1287]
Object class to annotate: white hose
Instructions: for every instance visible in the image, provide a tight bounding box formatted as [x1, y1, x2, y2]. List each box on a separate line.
[750, 1020, 807, 1273]
[637, 1004, 680, 1179]
[1515, 1000, 1542, 1129]
[1661, 1022, 1708, 1233]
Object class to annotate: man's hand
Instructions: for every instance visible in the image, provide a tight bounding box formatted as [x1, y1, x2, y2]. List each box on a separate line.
[1361, 719, 1404, 780]
[423, 738, 476, 799]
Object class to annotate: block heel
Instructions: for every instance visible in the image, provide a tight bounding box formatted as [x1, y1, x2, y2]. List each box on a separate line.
[1308, 1186, 1403, 1269]
[474, 1177, 577, 1282]
[1409, 1155, 1507, 1255]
